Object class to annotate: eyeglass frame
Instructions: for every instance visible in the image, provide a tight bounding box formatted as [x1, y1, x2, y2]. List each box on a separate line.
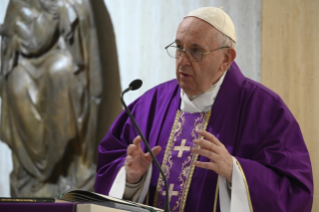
[164, 41, 229, 62]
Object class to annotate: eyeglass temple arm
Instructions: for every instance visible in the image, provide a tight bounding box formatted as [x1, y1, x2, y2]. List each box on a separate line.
[202, 46, 230, 56]
[164, 41, 175, 49]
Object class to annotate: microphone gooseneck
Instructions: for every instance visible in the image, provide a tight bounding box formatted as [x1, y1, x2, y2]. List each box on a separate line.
[120, 79, 170, 212]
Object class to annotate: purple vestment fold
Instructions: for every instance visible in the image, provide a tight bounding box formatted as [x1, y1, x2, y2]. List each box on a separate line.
[95, 62, 313, 212]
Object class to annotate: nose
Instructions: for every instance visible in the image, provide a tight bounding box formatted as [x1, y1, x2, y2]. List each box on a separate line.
[178, 51, 191, 65]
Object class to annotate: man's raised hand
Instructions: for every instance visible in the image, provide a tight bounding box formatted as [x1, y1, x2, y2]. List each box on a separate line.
[192, 130, 233, 182]
[125, 136, 162, 184]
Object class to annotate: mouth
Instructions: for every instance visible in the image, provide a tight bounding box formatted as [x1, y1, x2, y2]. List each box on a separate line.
[180, 72, 192, 78]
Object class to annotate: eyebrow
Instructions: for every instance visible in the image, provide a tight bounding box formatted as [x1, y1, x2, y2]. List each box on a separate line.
[175, 39, 205, 49]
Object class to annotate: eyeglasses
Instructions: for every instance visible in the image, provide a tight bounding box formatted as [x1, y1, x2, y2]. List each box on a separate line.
[165, 42, 229, 62]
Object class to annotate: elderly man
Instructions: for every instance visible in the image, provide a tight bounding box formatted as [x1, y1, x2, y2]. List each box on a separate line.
[95, 7, 313, 212]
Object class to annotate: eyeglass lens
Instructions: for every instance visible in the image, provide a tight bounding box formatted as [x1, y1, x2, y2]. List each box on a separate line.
[166, 46, 202, 62]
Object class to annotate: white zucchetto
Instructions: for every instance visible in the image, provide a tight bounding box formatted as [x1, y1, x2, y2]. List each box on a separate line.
[185, 7, 236, 43]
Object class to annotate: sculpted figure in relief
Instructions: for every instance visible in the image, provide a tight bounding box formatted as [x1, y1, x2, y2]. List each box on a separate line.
[0, 0, 103, 197]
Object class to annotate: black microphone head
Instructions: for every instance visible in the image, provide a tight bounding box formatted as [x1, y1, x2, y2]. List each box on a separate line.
[129, 79, 143, 91]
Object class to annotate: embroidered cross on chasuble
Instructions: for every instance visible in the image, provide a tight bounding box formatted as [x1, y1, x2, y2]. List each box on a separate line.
[153, 110, 211, 212]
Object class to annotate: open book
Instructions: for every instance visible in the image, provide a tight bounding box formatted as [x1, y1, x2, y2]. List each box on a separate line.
[57, 190, 163, 212]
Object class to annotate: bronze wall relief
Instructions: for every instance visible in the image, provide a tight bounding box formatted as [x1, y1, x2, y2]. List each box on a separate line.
[0, 0, 122, 197]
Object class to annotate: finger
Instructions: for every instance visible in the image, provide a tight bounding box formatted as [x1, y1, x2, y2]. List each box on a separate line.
[145, 146, 162, 161]
[127, 144, 137, 155]
[193, 138, 218, 152]
[125, 155, 135, 164]
[194, 161, 215, 170]
[197, 130, 221, 146]
[192, 147, 217, 161]
[133, 135, 143, 148]
[125, 154, 141, 168]
[127, 136, 142, 155]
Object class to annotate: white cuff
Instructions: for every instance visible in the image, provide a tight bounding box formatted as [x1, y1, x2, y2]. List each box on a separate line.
[219, 175, 231, 212]
[108, 164, 153, 203]
[138, 164, 152, 203]
[219, 157, 250, 212]
[109, 166, 126, 199]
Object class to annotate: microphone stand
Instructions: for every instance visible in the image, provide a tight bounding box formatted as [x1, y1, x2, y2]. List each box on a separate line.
[120, 85, 170, 212]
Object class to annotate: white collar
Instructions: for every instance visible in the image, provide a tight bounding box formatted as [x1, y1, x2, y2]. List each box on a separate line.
[180, 72, 226, 113]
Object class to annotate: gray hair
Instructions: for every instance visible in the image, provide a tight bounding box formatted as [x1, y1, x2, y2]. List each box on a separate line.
[215, 30, 236, 50]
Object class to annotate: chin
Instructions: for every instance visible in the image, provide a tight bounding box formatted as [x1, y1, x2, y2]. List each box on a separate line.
[180, 86, 196, 96]
[177, 79, 198, 95]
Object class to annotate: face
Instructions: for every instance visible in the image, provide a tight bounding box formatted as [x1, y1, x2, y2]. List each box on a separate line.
[175, 17, 227, 96]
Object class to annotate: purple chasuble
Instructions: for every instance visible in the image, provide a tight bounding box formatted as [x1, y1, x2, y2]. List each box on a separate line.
[95, 62, 313, 212]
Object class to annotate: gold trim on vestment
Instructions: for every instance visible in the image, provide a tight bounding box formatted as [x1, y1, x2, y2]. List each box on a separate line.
[213, 178, 219, 212]
[179, 111, 211, 212]
[153, 110, 211, 211]
[72, 203, 76, 212]
[153, 110, 182, 206]
[234, 158, 254, 212]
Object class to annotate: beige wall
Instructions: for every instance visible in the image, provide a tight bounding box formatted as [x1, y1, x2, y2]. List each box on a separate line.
[262, 0, 319, 210]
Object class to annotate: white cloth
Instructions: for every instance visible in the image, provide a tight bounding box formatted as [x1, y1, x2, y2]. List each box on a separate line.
[180, 71, 226, 113]
[109, 166, 126, 198]
[109, 165, 152, 203]
[109, 72, 250, 211]
[219, 157, 250, 212]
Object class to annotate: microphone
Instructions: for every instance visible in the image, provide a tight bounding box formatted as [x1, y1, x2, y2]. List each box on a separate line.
[120, 79, 170, 212]
[121, 79, 143, 96]
[129, 79, 142, 90]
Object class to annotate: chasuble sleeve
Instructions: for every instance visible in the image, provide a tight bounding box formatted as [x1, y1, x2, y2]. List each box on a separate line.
[94, 80, 180, 197]
[232, 83, 313, 212]
[94, 99, 143, 195]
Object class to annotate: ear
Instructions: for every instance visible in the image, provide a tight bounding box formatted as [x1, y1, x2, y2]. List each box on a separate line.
[219, 48, 236, 72]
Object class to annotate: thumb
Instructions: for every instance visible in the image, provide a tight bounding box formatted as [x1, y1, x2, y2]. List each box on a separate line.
[145, 146, 162, 161]
[152, 146, 162, 156]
